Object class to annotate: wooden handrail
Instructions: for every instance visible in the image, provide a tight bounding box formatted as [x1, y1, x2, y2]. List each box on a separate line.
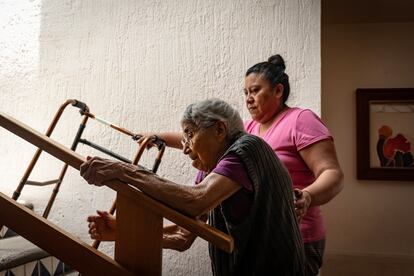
[0, 112, 234, 253]
[0, 191, 134, 276]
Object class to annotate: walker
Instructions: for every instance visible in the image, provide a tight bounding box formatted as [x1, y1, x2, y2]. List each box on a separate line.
[0, 99, 166, 274]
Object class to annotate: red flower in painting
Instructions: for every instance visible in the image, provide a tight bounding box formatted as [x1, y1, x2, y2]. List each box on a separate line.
[383, 134, 411, 159]
[377, 125, 413, 167]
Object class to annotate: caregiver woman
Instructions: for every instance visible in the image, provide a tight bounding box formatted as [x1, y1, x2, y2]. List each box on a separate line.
[243, 54, 343, 275]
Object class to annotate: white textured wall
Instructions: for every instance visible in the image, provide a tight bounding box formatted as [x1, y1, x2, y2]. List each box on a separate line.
[0, 0, 321, 274]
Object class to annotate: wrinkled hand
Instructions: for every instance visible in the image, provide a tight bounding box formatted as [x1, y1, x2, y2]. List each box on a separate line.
[80, 156, 122, 186]
[87, 210, 117, 241]
[294, 189, 312, 223]
[162, 224, 197, 252]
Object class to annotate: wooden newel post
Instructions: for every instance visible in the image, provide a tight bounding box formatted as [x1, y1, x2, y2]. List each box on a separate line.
[115, 193, 163, 276]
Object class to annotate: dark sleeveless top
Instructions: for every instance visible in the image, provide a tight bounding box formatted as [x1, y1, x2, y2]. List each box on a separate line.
[208, 134, 306, 276]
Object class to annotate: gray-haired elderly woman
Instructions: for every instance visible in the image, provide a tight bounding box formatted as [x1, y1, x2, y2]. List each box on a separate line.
[81, 99, 306, 276]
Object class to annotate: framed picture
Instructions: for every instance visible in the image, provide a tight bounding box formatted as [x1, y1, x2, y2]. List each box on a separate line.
[356, 88, 414, 181]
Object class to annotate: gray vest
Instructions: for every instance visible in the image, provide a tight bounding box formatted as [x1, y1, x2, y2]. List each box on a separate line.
[209, 134, 306, 276]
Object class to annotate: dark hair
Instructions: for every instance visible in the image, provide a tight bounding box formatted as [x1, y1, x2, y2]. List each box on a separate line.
[245, 54, 290, 103]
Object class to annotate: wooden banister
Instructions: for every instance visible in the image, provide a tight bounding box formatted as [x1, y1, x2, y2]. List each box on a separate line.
[0, 111, 234, 274]
[0, 111, 233, 253]
[0, 191, 134, 276]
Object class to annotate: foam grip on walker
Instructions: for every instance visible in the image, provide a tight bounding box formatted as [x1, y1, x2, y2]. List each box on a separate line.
[72, 100, 88, 114]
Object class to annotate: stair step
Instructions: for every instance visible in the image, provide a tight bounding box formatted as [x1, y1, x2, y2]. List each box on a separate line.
[2, 228, 18, 238]
[0, 236, 49, 271]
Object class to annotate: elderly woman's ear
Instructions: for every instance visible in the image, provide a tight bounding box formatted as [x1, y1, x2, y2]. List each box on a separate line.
[215, 121, 228, 141]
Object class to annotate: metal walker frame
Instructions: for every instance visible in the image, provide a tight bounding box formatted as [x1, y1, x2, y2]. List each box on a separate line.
[2, 99, 165, 251]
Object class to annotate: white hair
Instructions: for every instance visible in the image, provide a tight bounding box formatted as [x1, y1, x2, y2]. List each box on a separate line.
[181, 98, 244, 140]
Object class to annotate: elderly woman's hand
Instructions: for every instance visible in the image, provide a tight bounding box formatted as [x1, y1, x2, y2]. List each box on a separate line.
[294, 188, 312, 223]
[80, 156, 123, 186]
[87, 210, 116, 241]
[162, 224, 197, 252]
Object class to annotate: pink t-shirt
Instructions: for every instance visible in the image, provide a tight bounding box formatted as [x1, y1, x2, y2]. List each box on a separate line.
[244, 107, 332, 243]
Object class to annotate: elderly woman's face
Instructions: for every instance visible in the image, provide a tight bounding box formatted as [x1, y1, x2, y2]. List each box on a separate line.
[244, 73, 283, 124]
[181, 122, 224, 172]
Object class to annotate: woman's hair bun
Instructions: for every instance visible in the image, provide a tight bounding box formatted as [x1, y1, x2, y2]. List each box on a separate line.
[268, 54, 286, 71]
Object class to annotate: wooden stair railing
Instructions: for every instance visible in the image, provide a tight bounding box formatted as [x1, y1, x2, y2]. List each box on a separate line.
[0, 112, 234, 275]
[0, 191, 134, 276]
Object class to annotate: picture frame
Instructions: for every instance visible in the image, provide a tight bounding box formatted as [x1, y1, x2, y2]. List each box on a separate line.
[356, 88, 414, 181]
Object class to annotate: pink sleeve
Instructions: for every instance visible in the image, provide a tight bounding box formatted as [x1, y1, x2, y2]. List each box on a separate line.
[213, 153, 254, 192]
[294, 110, 332, 151]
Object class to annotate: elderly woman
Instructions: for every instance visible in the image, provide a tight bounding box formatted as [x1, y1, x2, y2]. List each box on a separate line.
[81, 99, 306, 276]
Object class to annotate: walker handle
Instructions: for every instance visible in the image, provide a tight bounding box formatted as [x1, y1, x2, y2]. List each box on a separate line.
[71, 100, 89, 114]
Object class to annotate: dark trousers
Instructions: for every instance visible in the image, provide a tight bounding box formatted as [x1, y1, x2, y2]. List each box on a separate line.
[304, 239, 325, 276]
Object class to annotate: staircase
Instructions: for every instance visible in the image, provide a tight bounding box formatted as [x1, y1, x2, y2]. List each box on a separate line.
[0, 235, 75, 276]
[0, 201, 76, 276]
[0, 111, 234, 276]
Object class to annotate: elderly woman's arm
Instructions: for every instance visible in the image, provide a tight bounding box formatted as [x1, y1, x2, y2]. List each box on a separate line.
[295, 139, 343, 219]
[80, 157, 242, 218]
[141, 132, 183, 149]
[121, 168, 242, 218]
[163, 214, 207, 251]
[87, 211, 205, 251]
